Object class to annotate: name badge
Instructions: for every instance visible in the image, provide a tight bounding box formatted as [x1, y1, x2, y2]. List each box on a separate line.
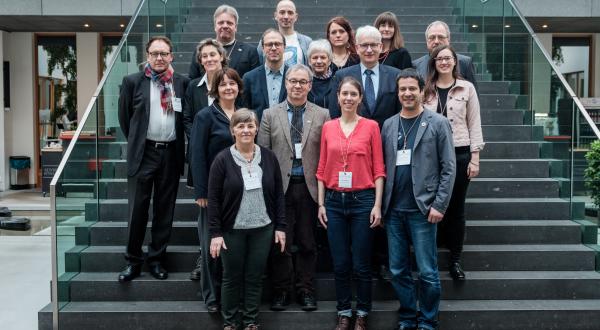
[396, 149, 411, 166]
[172, 97, 182, 113]
[244, 175, 262, 190]
[294, 143, 302, 159]
[338, 171, 352, 188]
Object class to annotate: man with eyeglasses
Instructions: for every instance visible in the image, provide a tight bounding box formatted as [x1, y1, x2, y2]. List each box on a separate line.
[257, 63, 329, 312]
[328, 25, 401, 127]
[413, 21, 477, 90]
[117, 36, 190, 282]
[243, 28, 289, 121]
[257, 0, 312, 66]
[188, 5, 259, 80]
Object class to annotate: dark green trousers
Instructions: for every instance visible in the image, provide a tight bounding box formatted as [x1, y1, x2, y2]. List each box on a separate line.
[221, 223, 273, 327]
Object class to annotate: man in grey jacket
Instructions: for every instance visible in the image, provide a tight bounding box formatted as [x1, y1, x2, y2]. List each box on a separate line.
[381, 68, 456, 330]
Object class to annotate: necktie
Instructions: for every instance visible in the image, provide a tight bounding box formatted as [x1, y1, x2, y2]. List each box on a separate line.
[290, 107, 303, 168]
[364, 69, 376, 114]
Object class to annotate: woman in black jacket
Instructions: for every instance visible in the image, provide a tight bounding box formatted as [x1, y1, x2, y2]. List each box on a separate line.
[208, 109, 286, 330]
[374, 11, 412, 70]
[307, 39, 334, 109]
[188, 67, 243, 312]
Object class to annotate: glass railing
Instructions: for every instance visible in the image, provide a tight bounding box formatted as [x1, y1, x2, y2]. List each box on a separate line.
[453, 0, 600, 255]
[49, 0, 190, 327]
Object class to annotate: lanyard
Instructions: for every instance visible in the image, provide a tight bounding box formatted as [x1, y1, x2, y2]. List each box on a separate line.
[399, 112, 423, 150]
[435, 80, 455, 116]
[226, 40, 237, 59]
[338, 118, 359, 171]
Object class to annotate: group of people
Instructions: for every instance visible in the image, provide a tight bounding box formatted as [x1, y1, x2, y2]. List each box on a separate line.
[116, 1, 484, 330]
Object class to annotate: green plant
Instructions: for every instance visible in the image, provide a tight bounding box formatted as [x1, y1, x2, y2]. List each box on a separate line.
[584, 140, 600, 207]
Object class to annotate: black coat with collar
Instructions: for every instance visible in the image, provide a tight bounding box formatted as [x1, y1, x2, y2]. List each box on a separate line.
[241, 64, 288, 122]
[118, 71, 190, 176]
[188, 41, 260, 80]
[328, 63, 401, 128]
[183, 77, 210, 140]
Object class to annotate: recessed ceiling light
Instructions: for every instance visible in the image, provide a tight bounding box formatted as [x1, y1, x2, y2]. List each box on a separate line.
[83, 23, 90, 28]
[472, 24, 479, 28]
[505, 24, 511, 28]
[542, 24, 549, 29]
[119, 24, 125, 28]
[156, 23, 163, 28]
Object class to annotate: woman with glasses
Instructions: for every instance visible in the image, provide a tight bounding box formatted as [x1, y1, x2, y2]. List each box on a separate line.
[423, 44, 484, 281]
[316, 76, 385, 330]
[307, 39, 334, 108]
[326, 17, 360, 72]
[373, 11, 412, 70]
[189, 67, 244, 313]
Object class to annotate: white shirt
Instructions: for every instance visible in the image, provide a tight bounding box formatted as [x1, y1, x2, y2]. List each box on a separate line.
[284, 33, 303, 66]
[197, 74, 215, 106]
[146, 80, 176, 142]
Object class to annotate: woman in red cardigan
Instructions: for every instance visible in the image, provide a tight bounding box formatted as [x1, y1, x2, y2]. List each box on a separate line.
[316, 76, 385, 330]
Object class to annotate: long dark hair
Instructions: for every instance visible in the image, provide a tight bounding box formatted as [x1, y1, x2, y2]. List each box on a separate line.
[326, 16, 357, 55]
[373, 11, 404, 49]
[423, 44, 462, 102]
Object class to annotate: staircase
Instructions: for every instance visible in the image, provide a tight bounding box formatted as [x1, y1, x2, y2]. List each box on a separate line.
[39, 0, 600, 329]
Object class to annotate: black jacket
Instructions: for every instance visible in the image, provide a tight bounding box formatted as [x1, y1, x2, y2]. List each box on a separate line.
[241, 65, 288, 122]
[380, 47, 412, 70]
[207, 145, 286, 238]
[183, 77, 210, 139]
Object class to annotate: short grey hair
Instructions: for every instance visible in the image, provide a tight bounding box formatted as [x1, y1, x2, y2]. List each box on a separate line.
[214, 4, 239, 24]
[355, 25, 382, 44]
[425, 21, 451, 39]
[285, 63, 314, 82]
[307, 39, 333, 60]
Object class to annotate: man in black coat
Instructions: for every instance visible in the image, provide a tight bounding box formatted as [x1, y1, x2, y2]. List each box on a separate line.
[412, 20, 478, 91]
[188, 5, 259, 80]
[117, 36, 190, 282]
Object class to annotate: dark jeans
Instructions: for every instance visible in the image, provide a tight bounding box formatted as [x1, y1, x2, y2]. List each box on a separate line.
[386, 210, 440, 330]
[125, 142, 179, 265]
[197, 207, 222, 305]
[438, 146, 471, 263]
[325, 189, 375, 317]
[221, 224, 273, 328]
[270, 179, 318, 295]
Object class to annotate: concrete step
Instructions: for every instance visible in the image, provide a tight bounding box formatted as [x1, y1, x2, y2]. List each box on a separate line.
[186, 6, 455, 16]
[66, 270, 600, 302]
[38, 299, 600, 330]
[478, 159, 556, 178]
[481, 125, 543, 142]
[481, 141, 541, 159]
[67, 244, 595, 273]
[480, 109, 524, 125]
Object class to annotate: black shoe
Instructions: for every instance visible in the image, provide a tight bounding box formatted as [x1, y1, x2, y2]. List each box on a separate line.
[149, 263, 168, 280]
[396, 325, 417, 330]
[449, 262, 466, 281]
[207, 302, 220, 313]
[297, 291, 317, 311]
[190, 255, 202, 281]
[270, 291, 290, 311]
[118, 264, 141, 282]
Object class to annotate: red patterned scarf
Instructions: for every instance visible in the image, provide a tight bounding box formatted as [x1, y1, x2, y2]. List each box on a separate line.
[144, 63, 174, 112]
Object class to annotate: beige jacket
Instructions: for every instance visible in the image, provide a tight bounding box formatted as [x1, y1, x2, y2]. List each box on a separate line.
[424, 79, 485, 151]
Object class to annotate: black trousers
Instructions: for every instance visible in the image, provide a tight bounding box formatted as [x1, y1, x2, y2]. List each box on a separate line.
[125, 141, 180, 265]
[438, 146, 471, 264]
[270, 179, 318, 295]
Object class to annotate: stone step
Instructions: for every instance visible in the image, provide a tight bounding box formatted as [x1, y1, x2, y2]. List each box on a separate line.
[481, 141, 541, 159]
[481, 125, 543, 141]
[67, 244, 595, 273]
[66, 270, 600, 302]
[480, 109, 524, 125]
[185, 0, 454, 6]
[38, 299, 600, 330]
[478, 159, 557, 178]
[185, 6, 455, 16]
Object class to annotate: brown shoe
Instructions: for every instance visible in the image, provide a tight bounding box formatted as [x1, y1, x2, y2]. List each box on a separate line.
[354, 315, 367, 330]
[335, 315, 351, 330]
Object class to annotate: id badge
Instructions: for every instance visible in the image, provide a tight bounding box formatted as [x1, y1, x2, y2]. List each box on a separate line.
[294, 143, 302, 159]
[244, 175, 262, 190]
[396, 149, 411, 166]
[338, 171, 352, 188]
[172, 97, 182, 112]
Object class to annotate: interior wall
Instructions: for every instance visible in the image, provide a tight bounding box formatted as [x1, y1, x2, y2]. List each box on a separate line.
[76, 33, 99, 121]
[595, 34, 600, 97]
[0, 31, 6, 190]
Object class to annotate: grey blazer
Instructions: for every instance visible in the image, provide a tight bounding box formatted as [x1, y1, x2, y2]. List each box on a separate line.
[257, 101, 330, 202]
[381, 109, 456, 216]
[413, 53, 478, 91]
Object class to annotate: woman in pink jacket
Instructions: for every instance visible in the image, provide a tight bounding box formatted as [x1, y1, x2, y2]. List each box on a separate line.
[423, 44, 485, 281]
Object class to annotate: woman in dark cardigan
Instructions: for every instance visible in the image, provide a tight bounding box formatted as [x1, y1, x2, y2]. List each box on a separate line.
[374, 11, 412, 70]
[208, 109, 286, 330]
[307, 39, 334, 109]
[188, 67, 243, 313]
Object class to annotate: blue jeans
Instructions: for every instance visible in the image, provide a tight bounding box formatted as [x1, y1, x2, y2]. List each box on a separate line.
[325, 189, 375, 317]
[386, 210, 440, 330]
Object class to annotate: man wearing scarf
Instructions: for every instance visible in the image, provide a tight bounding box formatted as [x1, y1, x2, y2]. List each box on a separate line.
[118, 36, 190, 282]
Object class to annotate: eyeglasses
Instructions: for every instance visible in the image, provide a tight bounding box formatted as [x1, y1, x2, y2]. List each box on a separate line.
[264, 42, 284, 49]
[357, 43, 380, 50]
[287, 79, 310, 86]
[434, 56, 454, 63]
[427, 34, 448, 41]
[148, 52, 171, 59]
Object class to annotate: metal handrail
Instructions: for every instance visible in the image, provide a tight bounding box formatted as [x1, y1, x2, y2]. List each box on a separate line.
[507, 0, 600, 139]
[49, 0, 147, 328]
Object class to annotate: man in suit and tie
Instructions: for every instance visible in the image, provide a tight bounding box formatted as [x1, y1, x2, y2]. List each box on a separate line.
[328, 25, 401, 127]
[188, 5, 260, 80]
[257, 63, 330, 312]
[381, 69, 455, 330]
[117, 36, 190, 282]
[412, 20, 478, 90]
[243, 28, 288, 121]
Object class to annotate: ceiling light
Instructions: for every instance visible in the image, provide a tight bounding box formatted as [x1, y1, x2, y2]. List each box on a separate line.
[119, 24, 125, 28]
[471, 24, 478, 28]
[83, 23, 90, 28]
[156, 23, 163, 28]
[504, 24, 511, 28]
[542, 24, 548, 29]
